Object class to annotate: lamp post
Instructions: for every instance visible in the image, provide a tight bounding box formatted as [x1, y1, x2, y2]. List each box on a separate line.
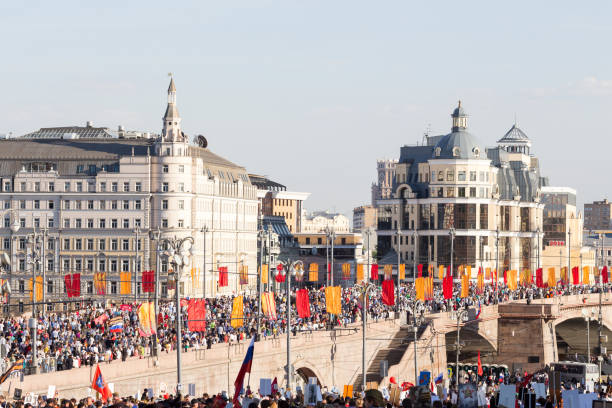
[201, 226, 209, 299]
[325, 227, 336, 287]
[257, 229, 267, 338]
[568, 229, 572, 289]
[449, 228, 456, 310]
[134, 227, 141, 301]
[495, 227, 500, 301]
[413, 228, 418, 283]
[1, 210, 20, 310]
[161, 235, 194, 397]
[354, 281, 376, 392]
[597, 232, 604, 377]
[275, 259, 304, 391]
[148, 227, 162, 359]
[396, 225, 401, 311]
[409, 300, 424, 383]
[454, 308, 469, 387]
[536, 227, 541, 270]
[582, 310, 595, 362]
[26, 231, 44, 374]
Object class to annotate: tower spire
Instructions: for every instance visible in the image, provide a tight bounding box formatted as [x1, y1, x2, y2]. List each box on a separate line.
[163, 73, 182, 141]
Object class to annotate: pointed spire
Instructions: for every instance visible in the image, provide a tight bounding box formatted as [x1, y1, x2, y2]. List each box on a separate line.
[168, 73, 176, 93]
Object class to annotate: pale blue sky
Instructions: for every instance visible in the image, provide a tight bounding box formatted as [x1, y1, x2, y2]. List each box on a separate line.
[2, 1, 611, 216]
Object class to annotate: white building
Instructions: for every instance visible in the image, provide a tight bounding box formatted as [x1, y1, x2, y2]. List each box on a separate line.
[301, 211, 351, 234]
[0, 78, 258, 310]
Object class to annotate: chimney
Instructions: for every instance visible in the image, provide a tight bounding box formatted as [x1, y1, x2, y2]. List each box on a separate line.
[86, 121, 93, 127]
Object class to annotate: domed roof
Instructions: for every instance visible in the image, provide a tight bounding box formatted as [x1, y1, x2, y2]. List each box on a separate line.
[433, 129, 483, 160]
[452, 103, 466, 118]
[497, 124, 529, 143]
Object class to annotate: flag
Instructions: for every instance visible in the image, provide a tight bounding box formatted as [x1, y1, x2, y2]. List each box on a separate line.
[342, 263, 351, 280]
[64, 274, 73, 297]
[138, 302, 158, 336]
[399, 264, 405, 280]
[383, 264, 392, 280]
[219, 266, 228, 287]
[571, 266, 579, 285]
[371, 264, 379, 281]
[460, 274, 469, 298]
[260, 264, 269, 285]
[442, 275, 453, 300]
[477, 269, 484, 293]
[142, 270, 155, 293]
[475, 301, 481, 319]
[582, 266, 590, 285]
[425, 277, 434, 300]
[30, 276, 43, 301]
[382, 279, 395, 305]
[477, 351, 483, 376]
[535, 268, 543, 288]
[231, 296, 244, 328]
[325, 286, 341, 315]
[560, 267, 568, 284]
[91, 365, 112, 402]
[109, 316, 124, 333]
[94, 272, 106, 295]
[547, 267, 556, 288]
[295, 289, 311, 318]
[239, 265, 248, 285]
[427, 264, 434, 278]
[275, 264, 286, 283]
[71, 273, 80, 297]
[415, 277, 424, 301]
[603, 266, 609, 284]
[233, 336, 255, 408]
[271, 377, 278, 393]
[187, 299, 206, 332]
[485, 267, 491, 280]
[190, 268, 199, 289]
[0, 358, 24, 385]
[417, 264, 423, 278]
[309, 263, 319, 282]
[356, 264, 364, 282]
[261, 292, 277, 321]
[120, 271, 131, 295]
[438, 265, 445, 281]
[433, 373, 443, 385]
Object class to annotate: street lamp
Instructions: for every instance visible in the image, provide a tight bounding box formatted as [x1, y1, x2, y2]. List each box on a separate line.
[201, 226, 209, 298]
[449, 228, 456, 310]
[582, 309, 595, 362]
[148, 227, 162, 360]
[134, 227, 141, 301]
[409, 300, 425, 383]
[256, 229, 267, 338]
[353, 281, 376, 392]
[1, 209, 20, 310]
[26, 232, 44, 374]
[274, 259, 304, 391]
[495, 227, 500, 302]
[395, 225, 401, 312]
[161, 235, 194, 397]
[325, 227, 336, 286]
[453, 308, 469, 388]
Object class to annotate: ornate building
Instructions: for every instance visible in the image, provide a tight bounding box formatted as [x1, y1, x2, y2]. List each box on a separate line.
[0, 78, 258, 311]
[376, 102, 544, 277]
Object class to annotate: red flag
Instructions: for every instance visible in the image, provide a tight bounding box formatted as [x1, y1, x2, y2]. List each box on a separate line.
[187, 299, 206, 332]
[91, 365, 112, 402]
[572, 266, 579, 285]
[603, 266, 609, 284]
[381, 279, 395, 306]
[535, 268, 544, 288]
[447, 265, 452, 278]
[503, 270, 507, 285]
[417, 264, 423, 278]
[219, 267, 228, 287]
[296, 289, 311, 318]
[271, 377, 278, 393]
[477, 351, 483, 376]
[142, 270, 155, 293]
[443, 275, 453, 299]
[64, 274, 73, 297]
[371, 264, 379, 281]
[72, 273, 81, 297]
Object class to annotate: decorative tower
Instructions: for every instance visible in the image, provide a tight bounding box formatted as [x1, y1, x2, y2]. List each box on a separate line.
[163, 75, 183, 142]
[451, 100, 468, 131]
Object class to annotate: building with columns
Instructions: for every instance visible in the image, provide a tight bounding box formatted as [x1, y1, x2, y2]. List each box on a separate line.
[376, 103, 545, 276]
[0, 78, 258, 311]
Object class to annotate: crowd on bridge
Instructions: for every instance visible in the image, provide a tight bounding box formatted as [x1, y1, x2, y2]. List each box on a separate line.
[0, 280, 608, 377]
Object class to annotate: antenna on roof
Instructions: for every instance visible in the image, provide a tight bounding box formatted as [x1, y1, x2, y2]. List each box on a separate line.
[168, 72, 173, 78]
[514, 112, 517, 126]
[422, 123, 431, 146]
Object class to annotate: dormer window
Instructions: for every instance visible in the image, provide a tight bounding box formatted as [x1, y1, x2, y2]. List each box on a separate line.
[452, 146, 461, 157]
[473, 147, 480, 157]
[435, 147, 441, 157]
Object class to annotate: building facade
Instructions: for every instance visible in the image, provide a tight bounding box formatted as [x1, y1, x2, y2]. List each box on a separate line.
[0, 78, 258, 310]
[302, 211, 350, 234]
[352, 205, 377, 233]
[371, 159, 397, 205]
[584, 199, 612, 231]
[376, 103, 544, 276]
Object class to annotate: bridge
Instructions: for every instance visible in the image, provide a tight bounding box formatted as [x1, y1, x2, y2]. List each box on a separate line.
[5, 293, 612, 399]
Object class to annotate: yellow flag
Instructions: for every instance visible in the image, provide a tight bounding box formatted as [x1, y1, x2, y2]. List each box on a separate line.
[30, 277, 43, 302]
[466, 265, 472, 279]
[485, 267, 491, 280]
[356, 264, 364, 282]
[325, 286, 341, 315]
[426, 277, 434, 299]
[508, 270, 517, 290]
[342, 263, 351, 280]
[547, 267, 556, 287]
[383, 264, 392, 280]
[477, 272, 484, 292]
[120, 272, 132, 295]
[399, 264, 405, 280]
[138, 301, 152, 336]
[582, 266, 590, 285]
[560, 267, 568, 283]
[460, 274, 469, 298]
[231, 296, 244, 328]
[309, 263, 319, 282]
[438, 265, 445, 281]
[261, 292, 277, 320]
[416, 277, 425, 301]
[260, 264, 269, 284]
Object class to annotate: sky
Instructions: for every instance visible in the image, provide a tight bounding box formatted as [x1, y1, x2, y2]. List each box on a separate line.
[2, 1, 612, 217]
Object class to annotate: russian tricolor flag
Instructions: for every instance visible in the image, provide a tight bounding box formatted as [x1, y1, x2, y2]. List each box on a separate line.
[233, 336, 255, 407]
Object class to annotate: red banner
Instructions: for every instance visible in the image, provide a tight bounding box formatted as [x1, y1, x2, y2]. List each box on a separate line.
[370, 264, 379, 281]
[381, 279, 395, 306]
[603, 266, 609, 284]
[296, 289, 311, 318]
[572, 266, 579, 285]
[417, 264, 423, 278]
[219, 267, 228, 287]
[443, 275, 453, 299]
[535, 268, 544, 288]
[72, 273, 81, 297]
[142, 270, 155, 293]
[187, 299, 206, 332]
[64, 274, 72, 297]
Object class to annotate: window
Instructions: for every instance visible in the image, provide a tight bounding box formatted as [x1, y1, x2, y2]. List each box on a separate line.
[75, 201, 82, 210]
[99, 239, 106, 251]
[63, 259, 70, 271]
[110, 281, 117, 294]
[47, 240, 54, 250]
[75, 219, 82, 228]
[3, 181, 10, 192]
[178, 183, 185, 192]
[19, 218, 25, 228]
[86, 218, 93, 228]
[178, 200, 184, 210]
[86, 259, 94, 272]
[64, 200, 70, 210]
[111, 200, 118, 209]
[135, 182, 142, 192]
[75, 259, 82, 271]
[470, 187, 477, 197]
[135, 200, 141, 210]
[446, 170, 454, 181]
[162, 165, 169, 173]
[100, 200, 106, 210]
[110, 260, 118, 272]
[98, 259, 106, 271]
[121, 259, 129, 272]
[100, 182, 106, 192]
[88, 200, 94, 209]
[135, 218, 141, 228]
[48, 200, 54, 209]
[123, 219, 129, 228]
[88, 182, 95, 192]
[34, 182, 40, 192]
[65, 182, 71, 191]
[178, 165, 185, 173]
[136, 239, 142, 251]
[20, 182, 26, 191]
[47, 181, 54, 192]
[162, 200, 168, 210]
[162, 219, 168, 228]
[458, 171, 466, 181]
[479, 172, 485, 182]
[111, 182, 118, 192]
[64, 218, 70, 228]
[111, 219, 117, 229]
[123, 182, 129, 192]
[3, 238, 9, 250]
[178, 219, 184, 228]
[47, 259, 54, 273]
[111, 239, 118, 250]
[470, 171, 477, 181]
[123, 200, 129, 210]
[19, 238, 26, 250]
[19, 200, 25, 209]
[76, 182, 83, 192]
[34, 218, 40, 228]
[19, 280, 25, 294]
[458, 187, 466, 197]
[87, 239, 94, 250]
[162, 182, 169, 192]
[75, 239, 82, 250]
[446, 188, 454, 198]
[122, 239, 129, 251]
[99, 219, 106, 228]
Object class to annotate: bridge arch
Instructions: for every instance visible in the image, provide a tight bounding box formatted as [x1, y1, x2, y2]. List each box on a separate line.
[445, 327, 497, 364]
[293, 361, 326, 388]
[554, 316, 612, 361]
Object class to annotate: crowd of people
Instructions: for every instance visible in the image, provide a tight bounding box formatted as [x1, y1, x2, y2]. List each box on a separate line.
[0, 280, 608, 377]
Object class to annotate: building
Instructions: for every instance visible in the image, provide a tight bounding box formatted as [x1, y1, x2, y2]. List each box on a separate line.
[375, 102, 544, 276]
[371, 159, 397, 205]
[302, 211, 350, 234]
[352, 205, 377, 233]
[584, 199, 612, 231]
[584, 233, 612, 269]
[0, 77, 258, 310]
[249, 174, 310, 233]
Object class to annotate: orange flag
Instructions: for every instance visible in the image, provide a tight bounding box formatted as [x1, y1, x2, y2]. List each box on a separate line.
[547, 267, 556, 287]
[438, 265, 445, 281]
[399, 264, 405, 280]
[460, 274, 469, 298]
[416, 277, 425, 301]
[383, 264, 393, 280]
[356, 264, 364, 282]
[309, 263, 319, 282]
[325, 286, 341, 315]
